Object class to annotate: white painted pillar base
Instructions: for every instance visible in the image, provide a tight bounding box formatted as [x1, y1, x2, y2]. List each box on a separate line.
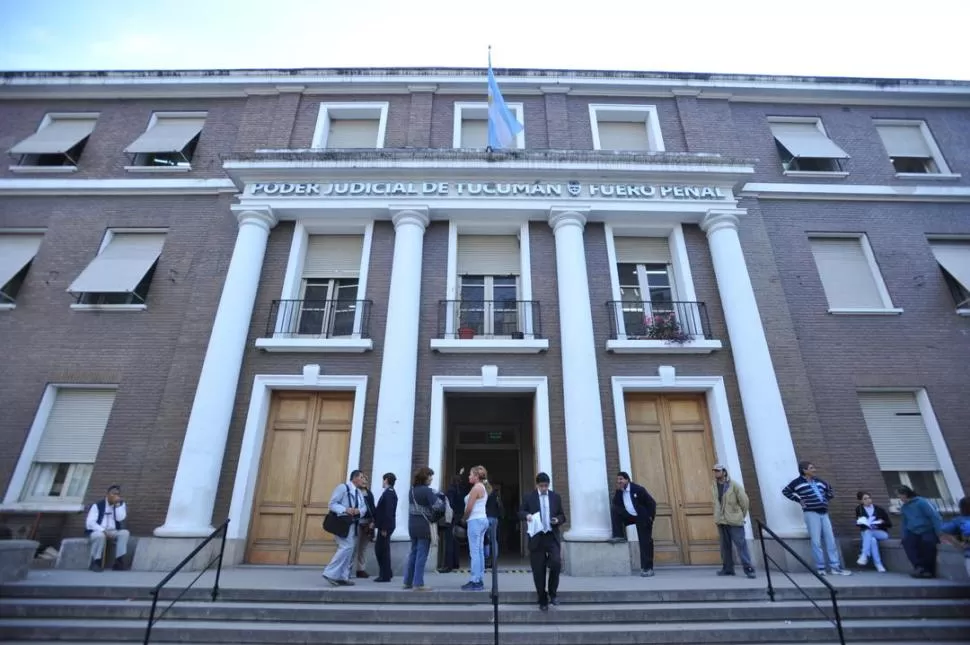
[701, 209, 805, 538]
[154, 208, 278, 538]
[548, 208, 612, 542]
[370, 207, 430, 541]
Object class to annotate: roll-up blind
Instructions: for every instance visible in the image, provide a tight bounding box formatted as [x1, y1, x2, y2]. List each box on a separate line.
[457, 235, 520, 275]
[326, 119, 380, 148]
[809, 237, 885, 308]
[597, 121, 649, 151]
[303, 235, 364, 278]
[858, 392, 940, 471]
[614, 237, 671, 264]
[33, 389, 117, 463]
[876, 124, 933, 159]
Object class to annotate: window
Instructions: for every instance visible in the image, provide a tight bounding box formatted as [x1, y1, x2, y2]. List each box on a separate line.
[0, 233, 44, 305]
[8, 113, 97, 168]
[858, 391, 956, 512]
[874, 120, 951, 176]
[589, 105, 664, 152]
[929, 240, 970, 311]
[290, 235, 364, 338]
[808, 235, 897, 312]
[19, 388, 117, 504]
[124, 112, 205, 168]
[613, 237, 680, 337]
[453, 102, 524, 149]
[67, 231, 166, 307]
[768, 118, 849, 173]
[312, 103, 388, 149]
[456, 235, 521, 337]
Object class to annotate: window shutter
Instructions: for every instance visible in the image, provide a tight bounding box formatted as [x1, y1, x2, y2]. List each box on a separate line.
[67, 232, 165, 294]
[809, 238, 885, 308]
[326, 119, 380, 148]
[125, 116, 205, 154]
[768, 122, 849, 159]
[457, 235, 520, 275]
[614, 237, 671, 264]
[875, 124, 932, 159]
[33, 389, 117, 464]
[460, 119, 488, 148]
[303, 235, 363, 278]
[9, 117, 97, 155]
[858, 392, 940, 471]
[597, 121, 650, 151]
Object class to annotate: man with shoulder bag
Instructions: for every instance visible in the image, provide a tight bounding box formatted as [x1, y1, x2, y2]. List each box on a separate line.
[322, 470, 365, 586]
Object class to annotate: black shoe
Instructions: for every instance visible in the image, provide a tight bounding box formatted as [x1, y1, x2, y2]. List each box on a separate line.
[538, 602, 549, 611]
[437, 567, 453, 574]
[89, 559, 103, 572]
[743, 567, 756, 579]
[112, 558, 126, 571]
[716, 569, 735, 576]
[549, 596, 560, 606]
[373, 578, 391, 583]
[607, 537, 627, 544]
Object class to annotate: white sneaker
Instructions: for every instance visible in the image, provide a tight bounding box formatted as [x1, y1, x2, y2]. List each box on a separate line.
[875, 564, 887, 573]
[831, 569, 852, 576]
[856, 555, 868, 566]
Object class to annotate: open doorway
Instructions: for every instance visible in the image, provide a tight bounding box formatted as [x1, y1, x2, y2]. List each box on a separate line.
[444, 393, 535, 568]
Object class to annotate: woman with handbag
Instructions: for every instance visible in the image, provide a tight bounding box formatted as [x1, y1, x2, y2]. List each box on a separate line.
[461, 465, 490, 592]
[403, 467, 438, 591]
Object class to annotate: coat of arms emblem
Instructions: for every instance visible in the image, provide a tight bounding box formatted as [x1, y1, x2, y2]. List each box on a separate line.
[567, 181, 581, 197]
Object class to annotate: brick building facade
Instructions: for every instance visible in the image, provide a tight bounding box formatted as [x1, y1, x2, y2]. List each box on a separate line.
[1, 69, 967, 573]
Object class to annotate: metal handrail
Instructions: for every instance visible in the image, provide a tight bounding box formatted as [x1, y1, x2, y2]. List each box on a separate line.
[756, 519, 845, 645]
[489, 521, 500, 645]
[143, 518, 230, 644]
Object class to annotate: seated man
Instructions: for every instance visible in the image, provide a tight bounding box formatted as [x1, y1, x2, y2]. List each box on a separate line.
[85, 484, 129, 572]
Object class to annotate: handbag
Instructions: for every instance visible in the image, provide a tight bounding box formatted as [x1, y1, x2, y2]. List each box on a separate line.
[322, 484, 355, 538]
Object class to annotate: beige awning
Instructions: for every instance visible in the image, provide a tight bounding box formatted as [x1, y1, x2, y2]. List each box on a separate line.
[770, 122, 849, 159]
[9, 118, 96, 155]
[67, 233, 165, 294]
[125, 117, 205, 154]
[876, 124, 933, 158]
[0, 234, 43, 295]
[931, 242, 970, 301]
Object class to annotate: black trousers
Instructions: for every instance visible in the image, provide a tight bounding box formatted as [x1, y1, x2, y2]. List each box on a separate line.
[612, 509, 654, 571]
[375, 531, 392, 580]
[902, 531, 938, 575]
[529, 532, 561, 604]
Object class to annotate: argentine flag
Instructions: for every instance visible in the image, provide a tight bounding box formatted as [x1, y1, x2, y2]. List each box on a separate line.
[487, 53, 523, 150]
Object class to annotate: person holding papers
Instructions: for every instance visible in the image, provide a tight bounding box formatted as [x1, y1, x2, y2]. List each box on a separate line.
[854, 491, 892, 572]
[518, 472, 566, 611]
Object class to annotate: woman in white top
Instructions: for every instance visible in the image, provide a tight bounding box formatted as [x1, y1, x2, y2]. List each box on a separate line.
[461, 465, 490, 590]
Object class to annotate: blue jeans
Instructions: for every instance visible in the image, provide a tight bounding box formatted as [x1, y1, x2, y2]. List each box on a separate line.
[403, 538, 430, 587]
[859, 529, 889, 567]
[484, 517, 498, 562]
[803, 511, 842, 571]
[467, 518, 488, 583]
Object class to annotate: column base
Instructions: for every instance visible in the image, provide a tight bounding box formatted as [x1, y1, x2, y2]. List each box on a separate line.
[563, 527, 613, 542]
[131, 536, 243, 572]
[154, 523, 217, 539]
[562, 541, 632, 576]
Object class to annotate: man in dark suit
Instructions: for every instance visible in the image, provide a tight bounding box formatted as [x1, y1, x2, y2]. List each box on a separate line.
[373, 472, 398, 583]
[518, 472, 566, 611]
[610, 471, 657, 577]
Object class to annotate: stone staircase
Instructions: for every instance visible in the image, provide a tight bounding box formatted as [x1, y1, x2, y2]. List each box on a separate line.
[1, 573, 969, 644]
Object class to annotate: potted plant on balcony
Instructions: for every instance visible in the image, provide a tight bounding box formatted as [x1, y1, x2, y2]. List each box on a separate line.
[644, 313, 692, 345]
[458, 326, 477, 340]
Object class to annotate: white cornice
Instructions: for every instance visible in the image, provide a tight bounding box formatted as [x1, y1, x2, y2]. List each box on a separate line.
[741, 182, 970, 202]
[0, 178, 237, 196]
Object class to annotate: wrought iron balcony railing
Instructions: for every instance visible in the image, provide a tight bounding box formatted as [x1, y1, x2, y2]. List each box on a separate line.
[266, 299, 372, 339]
[437, 300, 543, 340]
[606, 300, 712, 341]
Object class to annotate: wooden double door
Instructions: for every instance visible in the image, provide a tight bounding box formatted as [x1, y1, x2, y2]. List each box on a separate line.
[246, 391, 353, 565]
[624, 393, 720, 565]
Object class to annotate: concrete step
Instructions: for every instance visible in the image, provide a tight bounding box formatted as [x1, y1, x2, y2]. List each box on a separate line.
[3, 617, 970, 643]
[2, 597, 968, 624]
[3, 583, 969, 604]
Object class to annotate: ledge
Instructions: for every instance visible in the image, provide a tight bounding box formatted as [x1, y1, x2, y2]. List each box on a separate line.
[70, 304, 147, 312]
[782, 170, 849, 179]
[957, 308, 970, 317]
[255, 337, 373, 353]
[0, 502, 83, 513]
[895, 172, 961, 180]
[0, 303, 15, 311]
[828, 307, 904, 316]
[124, 165, 192, 173]
[9, 165, 78, 174]
[606, 339, 722, 354]
[430, 338, 550, 354]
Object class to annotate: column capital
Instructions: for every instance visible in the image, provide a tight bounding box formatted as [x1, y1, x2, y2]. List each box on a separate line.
[390, 206, 430, 231]
[233, 207, 278, 231]
[548, 207, 589, 232]
[700, 209, 745, 236]
[540, 85, 571, 95]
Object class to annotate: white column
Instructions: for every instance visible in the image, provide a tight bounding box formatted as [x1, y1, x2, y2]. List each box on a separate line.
[701, 209, 805, 538]
[154, 208, 278, 538]
[371, 207, 430, 540]
[548, 208, 612, 541]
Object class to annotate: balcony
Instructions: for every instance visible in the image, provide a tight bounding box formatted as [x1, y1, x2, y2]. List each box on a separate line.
[605, 300, 722, 354]
[255, 299, 374, 353]
[431, 300, 549, 354]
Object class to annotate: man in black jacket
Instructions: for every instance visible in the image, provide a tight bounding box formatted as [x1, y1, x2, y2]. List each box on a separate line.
[610, 471, 657, 577]
[518, 472, 566, 611]
[373, 473, 398, 583]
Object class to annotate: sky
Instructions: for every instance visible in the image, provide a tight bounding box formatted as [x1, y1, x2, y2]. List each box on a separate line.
[0, 0, 967, 81]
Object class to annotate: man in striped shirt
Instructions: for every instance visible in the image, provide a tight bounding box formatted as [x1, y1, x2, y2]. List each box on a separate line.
[782, 461, 852, 576]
